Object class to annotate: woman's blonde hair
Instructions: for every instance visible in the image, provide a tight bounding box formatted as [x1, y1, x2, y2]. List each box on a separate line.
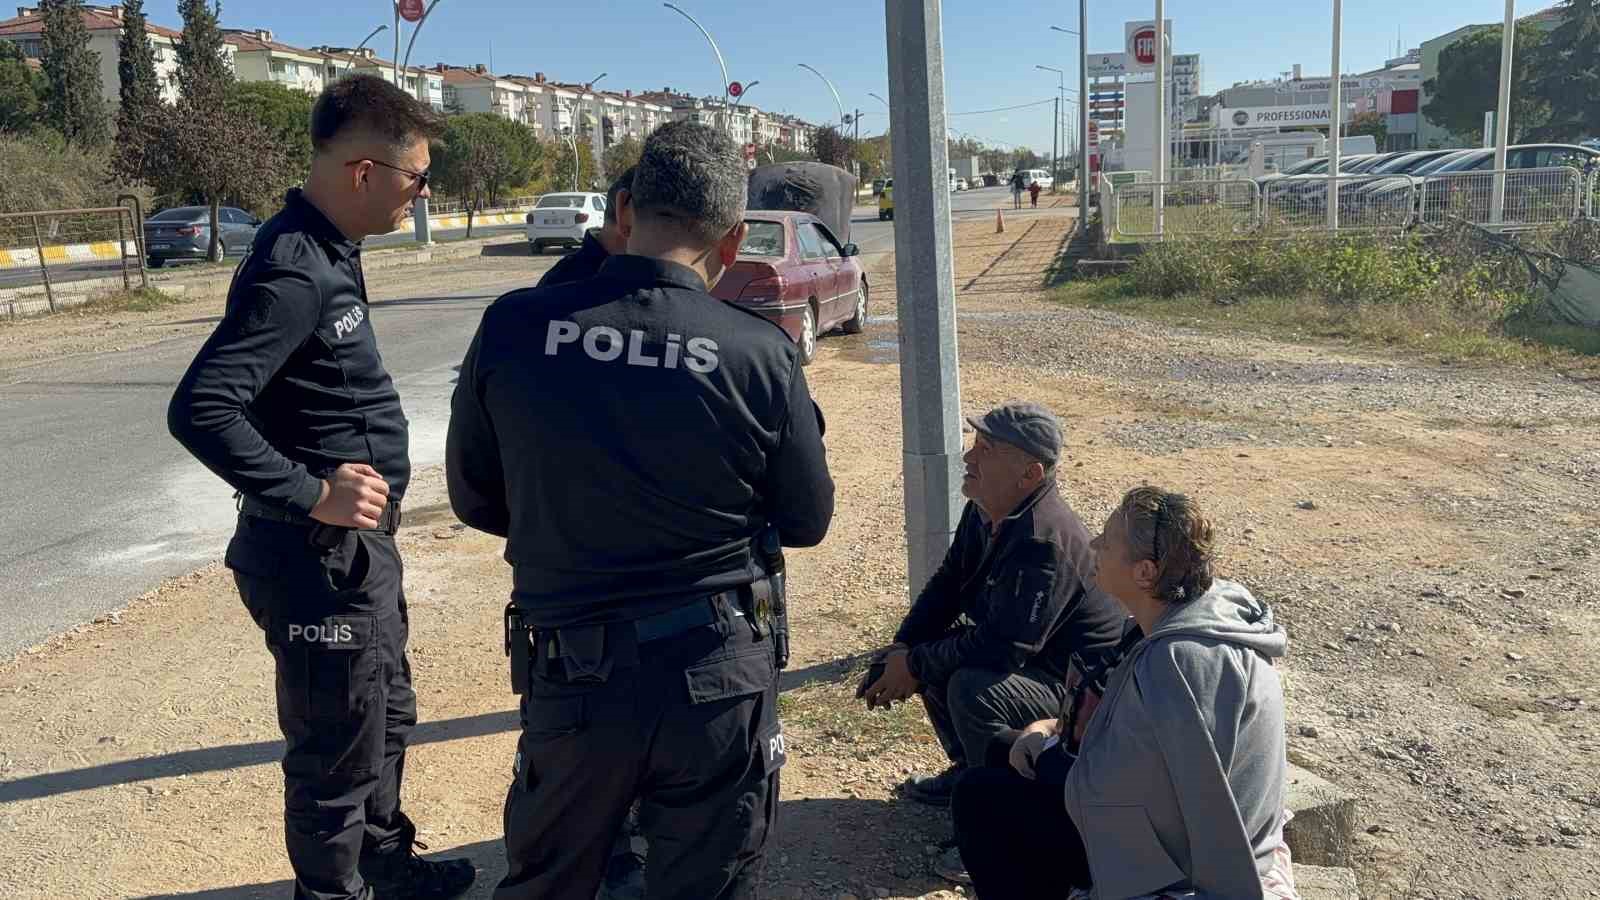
[1118, 486, 1216, 605]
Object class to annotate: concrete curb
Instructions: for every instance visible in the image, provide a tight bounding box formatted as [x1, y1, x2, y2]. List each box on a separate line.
[1285, 762, 1360, 868]
[1295, 864, 1360, 900]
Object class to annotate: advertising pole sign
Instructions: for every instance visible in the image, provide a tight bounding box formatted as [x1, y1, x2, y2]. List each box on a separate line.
[1123, 19, 1172, 73]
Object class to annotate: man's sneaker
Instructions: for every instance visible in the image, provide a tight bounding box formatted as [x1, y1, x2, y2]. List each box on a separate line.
[361, 837, 477, 900]
[933, 844, 972, 885]
[899, 765, 962, 807]
[595, 849, 647, 900]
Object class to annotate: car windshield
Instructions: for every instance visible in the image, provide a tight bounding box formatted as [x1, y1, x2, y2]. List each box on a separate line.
[739, 221, 786, 256]
[537, 195, 587, 209]
[1434, 152, 1490, 173]
[1412, 153, 1471, 175]
[1371, 153, 1429, 174]
[1280, 158, 1324, 175]
[150, 208, 203, 222]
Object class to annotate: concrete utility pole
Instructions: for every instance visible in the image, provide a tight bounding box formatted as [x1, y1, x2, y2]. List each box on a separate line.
[1490, 0, 1515, 225]
[1153, 0, 1166, 235]
[885, 0, 962, 599]
[1328, 0, 1343, 230]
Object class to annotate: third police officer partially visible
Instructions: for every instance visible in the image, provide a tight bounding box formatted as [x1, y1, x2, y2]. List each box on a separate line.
[446, 120, 834, 900]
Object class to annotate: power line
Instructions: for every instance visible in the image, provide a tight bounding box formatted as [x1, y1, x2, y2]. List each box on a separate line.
[948, 98, 1056, 116]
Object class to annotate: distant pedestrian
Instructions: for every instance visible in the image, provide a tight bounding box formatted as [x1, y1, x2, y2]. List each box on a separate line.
[1011, 171, 1025, 209]
[1028, 180, 1042, 208]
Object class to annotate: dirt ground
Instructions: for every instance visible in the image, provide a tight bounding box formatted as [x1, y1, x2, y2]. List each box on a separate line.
[1, 215, 1598, 899]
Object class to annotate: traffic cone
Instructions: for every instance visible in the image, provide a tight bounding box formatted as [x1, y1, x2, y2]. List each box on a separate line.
[995, 207, 1005, 233]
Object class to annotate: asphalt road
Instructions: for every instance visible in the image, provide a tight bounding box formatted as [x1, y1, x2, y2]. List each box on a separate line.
[0, 222, 529, 291]
[0, 212, 898, 659]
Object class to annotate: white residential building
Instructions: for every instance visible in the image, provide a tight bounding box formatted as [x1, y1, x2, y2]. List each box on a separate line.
[0, 4, 198, 107]
[225, 29, 324, 95]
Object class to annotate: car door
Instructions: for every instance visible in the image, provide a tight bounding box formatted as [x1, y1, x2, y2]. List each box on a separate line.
[221, 208, 251, 254]
[793, 221, 834, 313]
[811, 221, 855, 327]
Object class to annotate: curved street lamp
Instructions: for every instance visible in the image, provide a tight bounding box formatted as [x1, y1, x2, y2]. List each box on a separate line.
[797, 62, 847, 128]
[589, 72, 608, 88]
[731, 79, 761, 109]
[664, 3, 732, 132]
[342, 24, 389, 74]
[867, 91, 888, 109]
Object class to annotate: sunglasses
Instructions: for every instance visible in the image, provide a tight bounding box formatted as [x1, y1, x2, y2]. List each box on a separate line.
[345, 158, 430, 192]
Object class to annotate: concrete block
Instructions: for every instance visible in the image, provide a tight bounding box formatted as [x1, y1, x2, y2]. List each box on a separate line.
[1293, 864, 1360, 900]
[1284, 762, 1359, 868]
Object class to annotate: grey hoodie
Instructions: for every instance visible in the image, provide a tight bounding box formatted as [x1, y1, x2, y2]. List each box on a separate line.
[1064, 580, 1288, 900]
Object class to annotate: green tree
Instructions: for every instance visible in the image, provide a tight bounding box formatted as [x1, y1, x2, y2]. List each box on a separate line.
[174, 0, 229, 103]
[111, 0, 163, 187]
[602, 135, 643, 178]
[1346, 111, 1388, 147]
[39, 0, 109, 146]
[433, 113, 544, 235]
[227, 80, 315, 187]
[810, 124, 851, 168]
[546, 133, 597, 196]
[0, 42, 46, 135]
[1422, 22, 1550, 143]
[1528, 0, 1600, 140]
[979, 146, 1012, 177]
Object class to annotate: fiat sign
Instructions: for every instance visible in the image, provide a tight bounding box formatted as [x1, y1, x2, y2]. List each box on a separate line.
[1123, 19, 1171, 73]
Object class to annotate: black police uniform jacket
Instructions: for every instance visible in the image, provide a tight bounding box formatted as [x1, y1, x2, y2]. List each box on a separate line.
[537, 231, 609, 288]
[168, 189, 409, 513]
[446, 254, 834, 628]
[893, 484, 1126, 686]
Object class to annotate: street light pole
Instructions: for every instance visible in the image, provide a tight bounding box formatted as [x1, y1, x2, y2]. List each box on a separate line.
[1037, 65, 1066, 192]
[1051, 19, 1090, 229]
[731, 79, 761, 108]
[868, 91, 889, 109]
[589, 72, 608, 88]
[798, 63, 851, 177]
[1328, 0, 1343, 230]
[664, 3, 732, 135]
[1490, 0, 1514, 225]
[345, 25, 388, 74]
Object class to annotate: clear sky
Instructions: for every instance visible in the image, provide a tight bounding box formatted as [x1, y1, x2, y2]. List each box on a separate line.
[151, 0, 1562, 154]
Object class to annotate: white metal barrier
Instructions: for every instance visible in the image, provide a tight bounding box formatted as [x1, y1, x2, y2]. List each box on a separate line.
[1260, 175, 1420, 232]
[1112, 180, 1261, 239]
[1418, 167, 1585, 229]
[1587, 169, 1599, 220]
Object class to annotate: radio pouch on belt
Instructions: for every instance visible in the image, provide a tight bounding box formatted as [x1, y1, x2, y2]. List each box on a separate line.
[557, 624, 612, 684]
[505, 602, 534, 695]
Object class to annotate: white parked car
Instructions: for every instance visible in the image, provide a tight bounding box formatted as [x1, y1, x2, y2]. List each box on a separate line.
[525, 192, 606, 254]
[955, 177, 969, 191]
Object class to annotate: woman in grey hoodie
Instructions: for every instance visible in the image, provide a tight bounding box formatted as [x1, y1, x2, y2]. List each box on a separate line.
[1063, 486, 1292, 899]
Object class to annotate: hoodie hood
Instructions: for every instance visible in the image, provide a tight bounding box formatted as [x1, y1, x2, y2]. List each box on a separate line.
[1144, 578, 1286, 659]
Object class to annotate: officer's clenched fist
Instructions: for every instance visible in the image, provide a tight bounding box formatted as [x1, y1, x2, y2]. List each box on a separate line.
[311, 463, 390, 529]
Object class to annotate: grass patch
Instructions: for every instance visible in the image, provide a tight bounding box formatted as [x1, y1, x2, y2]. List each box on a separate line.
[779, 681, 935, 746]
[1052, 277, 1598, 365]
[80, 286, 185, 313]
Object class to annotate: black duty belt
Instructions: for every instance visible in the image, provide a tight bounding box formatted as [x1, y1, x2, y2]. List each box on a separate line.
[633, 591, 740, 643]
[237, 494, 403, 536]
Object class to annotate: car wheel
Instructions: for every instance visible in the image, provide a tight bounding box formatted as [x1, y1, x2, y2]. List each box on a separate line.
[798, 303, 818, 366]
[147, 257, 164, 269]
[529, 241, 540, 254]
[841, 280, 868, 335]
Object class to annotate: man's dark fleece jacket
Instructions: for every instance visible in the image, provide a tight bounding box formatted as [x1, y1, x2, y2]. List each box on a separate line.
[894, 483, 1127, 760]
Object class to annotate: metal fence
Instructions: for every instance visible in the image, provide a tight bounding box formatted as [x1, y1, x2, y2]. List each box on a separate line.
[423, 195, 540, 216]
[1113, 180, 1260, 239]
[1104, 166, 1600, 242]
[1417, 167, 1585, 229]
[0, 199, 147, 312]
[1261, 175, 1420, 232]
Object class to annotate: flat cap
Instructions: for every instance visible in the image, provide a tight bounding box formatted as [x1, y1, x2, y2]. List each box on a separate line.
[966, 402, 1061, 466]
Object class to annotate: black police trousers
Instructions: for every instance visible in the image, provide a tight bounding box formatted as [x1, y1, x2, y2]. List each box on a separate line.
[227, 515, 417, 900]
[495, 601, 783, 900]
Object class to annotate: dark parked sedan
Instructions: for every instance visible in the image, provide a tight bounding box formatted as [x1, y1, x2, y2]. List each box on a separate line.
[143, 206, 261, 267]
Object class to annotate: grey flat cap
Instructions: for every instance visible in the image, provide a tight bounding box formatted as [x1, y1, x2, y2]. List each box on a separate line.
[967, 402, 1062, 465]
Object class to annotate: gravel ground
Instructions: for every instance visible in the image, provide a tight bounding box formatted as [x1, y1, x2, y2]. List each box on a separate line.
[0, 215, 1596, 899]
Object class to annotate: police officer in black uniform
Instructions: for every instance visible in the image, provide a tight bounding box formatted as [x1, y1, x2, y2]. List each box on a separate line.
[538, 166, 633, 288]
[446, 120, 834, 900]
[168, 75, 475, 900]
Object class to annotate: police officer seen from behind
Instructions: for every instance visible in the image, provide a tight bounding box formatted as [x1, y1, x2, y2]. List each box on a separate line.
[447, 120, 834, 900]
[857, 403, 1126, 883]
[537, 166, 634, 288]
[168, 74, 475, 900]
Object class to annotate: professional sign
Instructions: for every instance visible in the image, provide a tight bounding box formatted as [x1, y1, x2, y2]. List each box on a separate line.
[1087, 52, 1127, 78]
[1218, 105, 1332, 128]
[1123, 19, 1172, 73]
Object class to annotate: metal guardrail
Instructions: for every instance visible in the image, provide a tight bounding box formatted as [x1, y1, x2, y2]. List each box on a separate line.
[0, 202, 147, 312]
[1113, 180, 1259, 239]
[1261, 174, 1419, 232]
[1588, 169, 1598, 219]
[1417, 167, 1585, 229]
[423, 195, 540, 216]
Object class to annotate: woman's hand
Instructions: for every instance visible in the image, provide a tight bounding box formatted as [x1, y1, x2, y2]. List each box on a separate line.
[1008, 718, 1061, 779]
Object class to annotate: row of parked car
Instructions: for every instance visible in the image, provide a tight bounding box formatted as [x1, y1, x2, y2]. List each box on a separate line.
[1252, 143, 1600, 219]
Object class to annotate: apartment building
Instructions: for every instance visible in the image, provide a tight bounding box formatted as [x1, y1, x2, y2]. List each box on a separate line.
[0, 3, 194, 106]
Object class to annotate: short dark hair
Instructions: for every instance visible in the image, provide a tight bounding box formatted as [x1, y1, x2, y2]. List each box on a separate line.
[310, 74, 446, 153]
[604, 166, 635, 226]
[631, 121, 746, 245]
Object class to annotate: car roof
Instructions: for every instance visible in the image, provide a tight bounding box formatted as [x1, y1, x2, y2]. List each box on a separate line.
[744, 211, 816, 224]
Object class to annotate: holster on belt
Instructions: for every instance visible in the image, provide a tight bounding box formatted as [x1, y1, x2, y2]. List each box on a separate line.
[555, 624, 613, 684]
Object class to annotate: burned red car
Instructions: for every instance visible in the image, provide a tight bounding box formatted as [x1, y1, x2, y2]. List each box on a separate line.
[711, 211, 868, 365]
